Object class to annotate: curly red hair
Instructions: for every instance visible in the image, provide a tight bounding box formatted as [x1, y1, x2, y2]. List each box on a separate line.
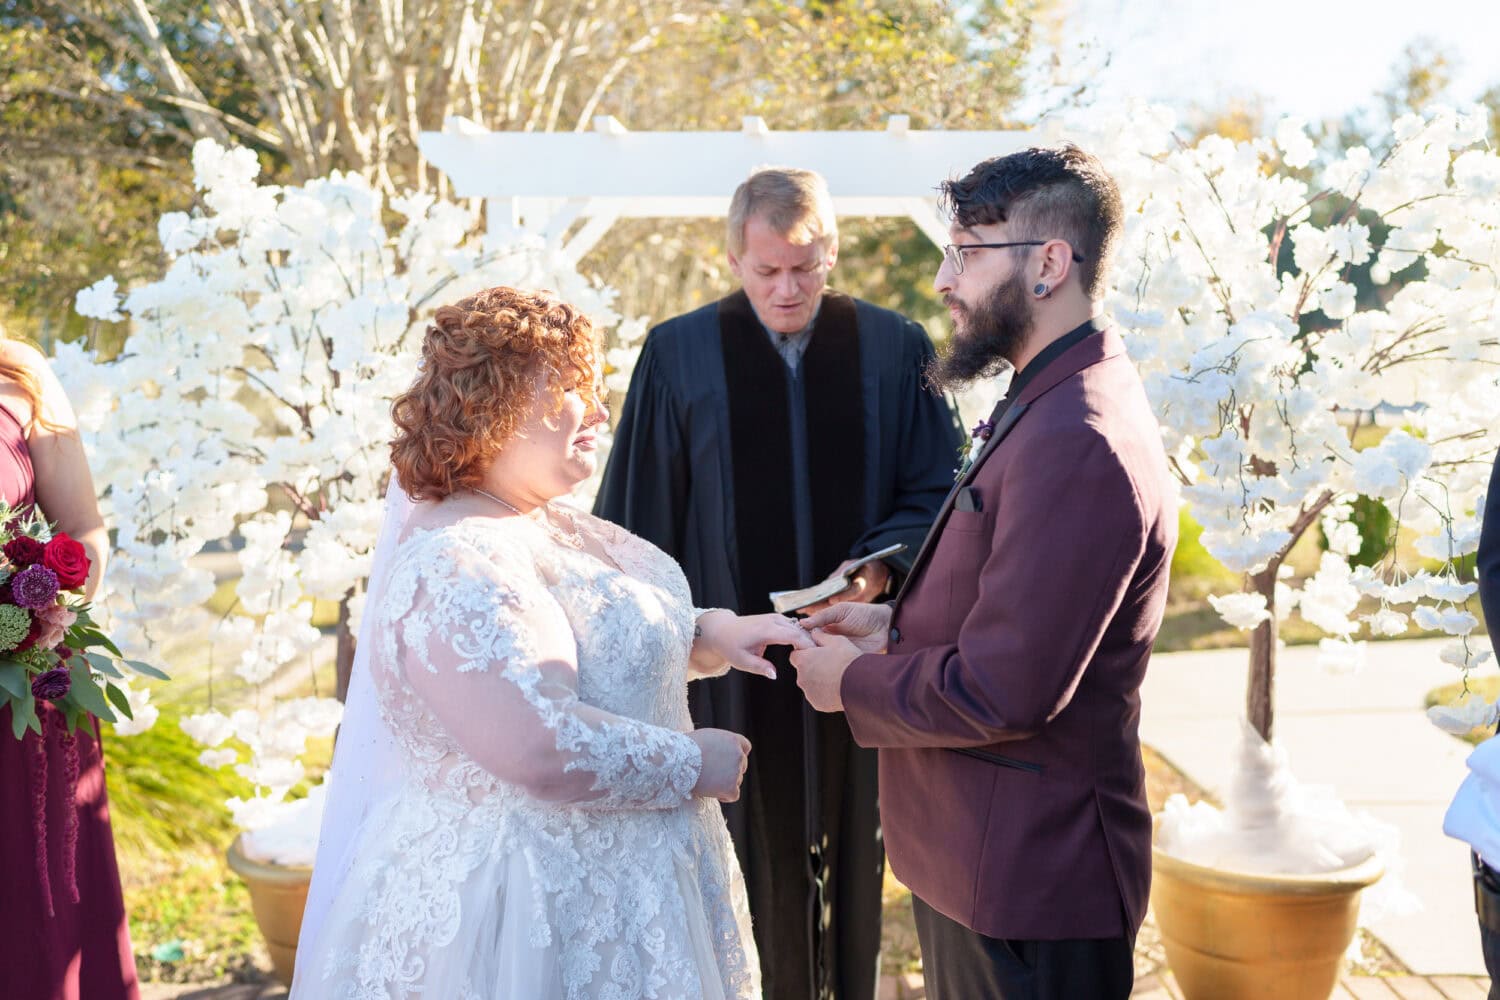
[391, 286, 600, 501]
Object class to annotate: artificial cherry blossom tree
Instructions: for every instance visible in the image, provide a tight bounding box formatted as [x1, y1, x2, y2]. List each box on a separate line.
[69, 139, 630, 846]
[1055, 103, 1500, 872]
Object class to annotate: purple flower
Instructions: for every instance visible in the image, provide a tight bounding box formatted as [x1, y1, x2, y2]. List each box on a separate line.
[12, 564, 59, 610]
[970, 419, 995, 441]
[30, 667, 71, 702]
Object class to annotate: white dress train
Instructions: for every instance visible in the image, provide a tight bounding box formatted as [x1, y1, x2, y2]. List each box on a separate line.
[291, 511, 759, 999]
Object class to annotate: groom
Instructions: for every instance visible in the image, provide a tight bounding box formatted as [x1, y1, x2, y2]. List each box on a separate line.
[792, 145, 1177, 999]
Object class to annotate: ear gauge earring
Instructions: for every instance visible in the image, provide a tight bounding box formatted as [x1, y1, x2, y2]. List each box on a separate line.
[1034, 283, 1048, 297]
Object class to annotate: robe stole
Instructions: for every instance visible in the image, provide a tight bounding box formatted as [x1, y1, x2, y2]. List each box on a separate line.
[718, 290, 866, 614]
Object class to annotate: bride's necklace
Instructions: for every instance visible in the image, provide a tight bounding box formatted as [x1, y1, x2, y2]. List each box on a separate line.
[471, 487, 585, 549]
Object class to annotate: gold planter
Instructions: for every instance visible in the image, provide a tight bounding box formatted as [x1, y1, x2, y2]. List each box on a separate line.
[226, 835, 313, 987]
[1151, 846, 1384, 1000]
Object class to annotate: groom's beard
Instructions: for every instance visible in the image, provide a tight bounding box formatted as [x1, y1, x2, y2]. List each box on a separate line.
[928, 269, 1034, 392]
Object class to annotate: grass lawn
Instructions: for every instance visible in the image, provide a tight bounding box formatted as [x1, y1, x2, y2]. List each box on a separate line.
[106, 699, 268, 983]
[109, 696, 334, 984]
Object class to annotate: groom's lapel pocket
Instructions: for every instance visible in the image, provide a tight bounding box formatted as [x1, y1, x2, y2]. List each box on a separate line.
[955, 487, 983, 513]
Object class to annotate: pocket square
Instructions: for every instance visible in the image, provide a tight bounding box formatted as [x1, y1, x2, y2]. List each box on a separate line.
[955, 486, 983, 513]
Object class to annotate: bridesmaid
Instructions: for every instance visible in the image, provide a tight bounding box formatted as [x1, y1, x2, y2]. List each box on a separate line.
[0, 331, 137, 999]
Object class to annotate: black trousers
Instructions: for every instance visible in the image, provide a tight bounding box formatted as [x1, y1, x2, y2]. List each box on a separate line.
[911, 895, 1134, 1000]
[729, 657, 883, 1000]
[1472, 854, 1500, 1000]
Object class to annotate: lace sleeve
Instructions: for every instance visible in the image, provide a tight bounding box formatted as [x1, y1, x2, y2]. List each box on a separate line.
[386, 532, 702, 810]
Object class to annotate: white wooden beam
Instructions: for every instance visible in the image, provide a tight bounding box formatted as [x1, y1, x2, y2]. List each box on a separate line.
[418, 122, 1030, 201]
[904, 197, 952, 249]
[562, 210, 623, 263]
[428, 118, 1033, 258]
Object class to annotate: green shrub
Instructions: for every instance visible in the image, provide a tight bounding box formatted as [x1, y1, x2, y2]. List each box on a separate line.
[1169, 507, 1238, 598]
[1318, 494, 1395, 569]
[104, 700, 251, 864]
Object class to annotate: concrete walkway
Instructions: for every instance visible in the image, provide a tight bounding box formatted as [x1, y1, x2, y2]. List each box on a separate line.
[1141, 636, 1489, 976]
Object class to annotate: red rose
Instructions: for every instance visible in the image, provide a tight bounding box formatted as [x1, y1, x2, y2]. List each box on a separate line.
[4, 536, 45, 568]
[42, 533, 90, 590]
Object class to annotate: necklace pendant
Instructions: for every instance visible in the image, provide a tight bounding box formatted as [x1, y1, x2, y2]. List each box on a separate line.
[472, 488, 585, 549]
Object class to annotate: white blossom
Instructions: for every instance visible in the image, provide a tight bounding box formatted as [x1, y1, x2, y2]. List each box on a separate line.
[1425, 576, 1479, 604]
[198, 748, 239, 769]
[1275, 116, 1317, 169]
[1362, 608, 1409, 638]
[1208, 591, 1271, 630]
[1412, 605, 1480, 636]
[74, 276, 124, 322]
[181, 710, 235, 748]
[1439, 641, 1494, 671]
[1428, 698, 1499, 734]
[1299, 553, 1361, 637]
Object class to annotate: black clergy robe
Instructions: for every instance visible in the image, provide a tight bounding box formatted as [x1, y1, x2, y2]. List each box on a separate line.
[594, 289, 962, 1000]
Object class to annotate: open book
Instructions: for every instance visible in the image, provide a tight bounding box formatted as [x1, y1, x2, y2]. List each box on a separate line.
[769, 543, 907, 614]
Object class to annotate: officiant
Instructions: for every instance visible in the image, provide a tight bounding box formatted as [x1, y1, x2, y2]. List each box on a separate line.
[595, 167, 961, 1000]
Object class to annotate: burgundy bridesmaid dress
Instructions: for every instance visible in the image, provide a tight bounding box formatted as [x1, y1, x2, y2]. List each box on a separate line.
[0, 404, 139, 1000]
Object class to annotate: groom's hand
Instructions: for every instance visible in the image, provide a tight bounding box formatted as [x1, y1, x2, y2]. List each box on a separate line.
[788, 631, 862, 713]
[799, 602, 891, 655]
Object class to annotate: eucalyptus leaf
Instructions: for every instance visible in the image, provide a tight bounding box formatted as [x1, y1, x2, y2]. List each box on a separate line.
[84, 653, 123, 678]
[0, 661, 28, 700]
[123, 659, 170, 681]
[9, 694, 38, 739]
[105, 682, 133, 721]
[71, 628, 123, 657]
[67, 662, 114, 719]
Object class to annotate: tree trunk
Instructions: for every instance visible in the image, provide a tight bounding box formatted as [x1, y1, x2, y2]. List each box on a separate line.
[1246, 562, 1280, 743]
[335, 591, 356, 702]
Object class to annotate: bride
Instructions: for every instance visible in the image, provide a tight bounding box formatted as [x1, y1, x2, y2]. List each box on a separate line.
[291, 286, 809, 998]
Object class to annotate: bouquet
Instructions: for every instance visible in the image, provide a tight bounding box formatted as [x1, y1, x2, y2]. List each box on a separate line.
[0, 501, 166, 740]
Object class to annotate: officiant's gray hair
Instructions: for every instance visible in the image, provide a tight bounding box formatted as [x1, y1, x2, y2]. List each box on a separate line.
[728, 168, 838, 255]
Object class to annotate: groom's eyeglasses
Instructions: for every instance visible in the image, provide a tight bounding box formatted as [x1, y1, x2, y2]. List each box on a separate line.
[942, 241, 1085, 276]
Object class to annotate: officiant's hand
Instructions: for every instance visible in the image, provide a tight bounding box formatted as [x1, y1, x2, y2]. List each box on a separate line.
[788, 630, 862, 712]
[799, 558, 891, 614]
[691, 610, 813, 680]
[798, 602, 892, 655]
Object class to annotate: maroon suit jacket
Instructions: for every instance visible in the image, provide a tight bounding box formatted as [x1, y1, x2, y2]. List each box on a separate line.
[841, 326, 1177, 941]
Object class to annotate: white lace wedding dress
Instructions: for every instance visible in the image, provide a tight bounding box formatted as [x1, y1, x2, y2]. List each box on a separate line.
[290, 509, 759, 999]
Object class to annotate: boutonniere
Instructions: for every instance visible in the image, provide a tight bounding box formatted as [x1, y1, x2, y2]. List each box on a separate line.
[954, 418, 995, 481]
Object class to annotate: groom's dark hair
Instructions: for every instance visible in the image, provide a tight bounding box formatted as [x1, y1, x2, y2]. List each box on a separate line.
[940, 144, 1122, 300]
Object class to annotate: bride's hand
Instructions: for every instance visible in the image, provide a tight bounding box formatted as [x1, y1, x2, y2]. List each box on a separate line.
[692, 610, 814, 679]
[689, 728, 751, 802]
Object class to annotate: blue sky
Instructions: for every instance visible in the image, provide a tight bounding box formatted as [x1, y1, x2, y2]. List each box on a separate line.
[1056, 0, 1500, 122]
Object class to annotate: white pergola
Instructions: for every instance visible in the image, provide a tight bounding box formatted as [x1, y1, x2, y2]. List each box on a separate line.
[417, 115, 1032, 265]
